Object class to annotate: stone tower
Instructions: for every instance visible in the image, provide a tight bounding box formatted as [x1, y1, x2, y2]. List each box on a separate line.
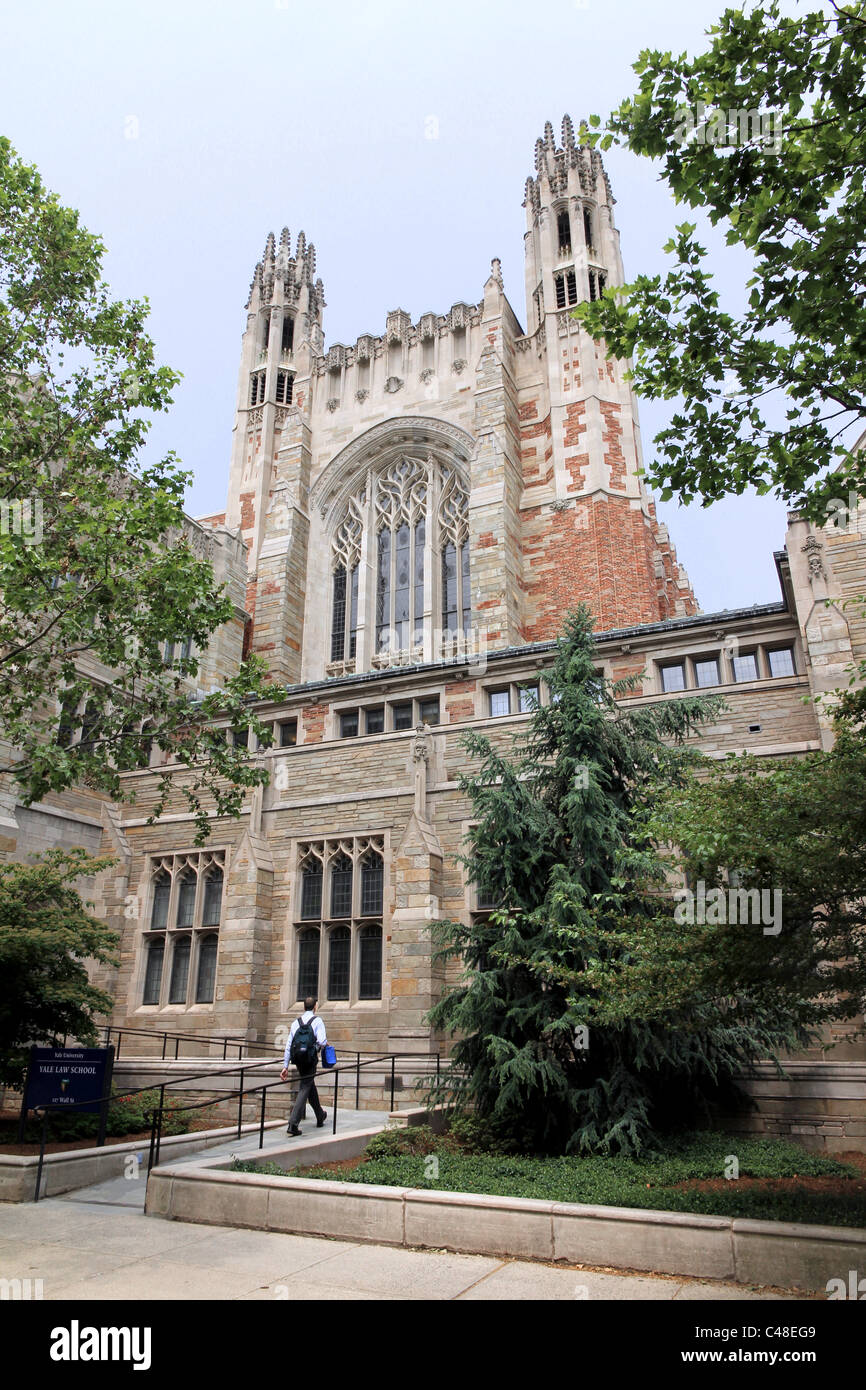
[221, 118, 697, 690]
[518, 117, 697, 636]
[225, 228, 324, 680]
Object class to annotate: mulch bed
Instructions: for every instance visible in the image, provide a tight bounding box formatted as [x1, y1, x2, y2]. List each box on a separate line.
[303, 1154, 367, 1176]
[0, 1108, 225, 1156]
[668, 1149, 866, 1200]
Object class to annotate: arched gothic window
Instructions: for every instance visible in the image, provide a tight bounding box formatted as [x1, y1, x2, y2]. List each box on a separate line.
[140, 851, 225, 1009]
[327, 457, 471, 674]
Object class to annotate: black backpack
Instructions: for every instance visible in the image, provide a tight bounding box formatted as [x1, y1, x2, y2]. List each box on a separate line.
[289, 1014, 319, 1068]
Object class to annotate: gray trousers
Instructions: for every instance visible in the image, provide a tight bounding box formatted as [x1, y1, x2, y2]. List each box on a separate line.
[288, 1062, 325, 1129]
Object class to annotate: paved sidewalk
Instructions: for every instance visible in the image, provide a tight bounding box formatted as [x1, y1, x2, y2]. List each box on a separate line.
[0, 1165, 804, 1300]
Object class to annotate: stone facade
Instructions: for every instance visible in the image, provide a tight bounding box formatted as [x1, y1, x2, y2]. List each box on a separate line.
[4, 118, 866, 1116]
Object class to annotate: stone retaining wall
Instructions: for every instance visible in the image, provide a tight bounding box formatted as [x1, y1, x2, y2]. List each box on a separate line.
[145, 1146, 866, 1294]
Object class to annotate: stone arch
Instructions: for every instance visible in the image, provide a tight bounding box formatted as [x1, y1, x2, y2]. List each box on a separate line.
[311, 415, 476, 533]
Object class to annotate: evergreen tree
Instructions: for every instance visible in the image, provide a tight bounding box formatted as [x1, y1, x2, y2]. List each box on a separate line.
[425, 607, 815, 1155]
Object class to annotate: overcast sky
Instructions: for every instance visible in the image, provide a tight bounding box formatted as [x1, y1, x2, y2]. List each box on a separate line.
[1, 0, 808, 616]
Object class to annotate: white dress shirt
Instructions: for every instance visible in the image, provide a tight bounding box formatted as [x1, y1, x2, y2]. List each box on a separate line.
[283, 1011, 327, 1068]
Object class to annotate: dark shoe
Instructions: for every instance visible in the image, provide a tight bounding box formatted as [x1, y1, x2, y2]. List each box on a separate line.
[288, 1125, 302, 1136]
[316, 1112, 327, 1128]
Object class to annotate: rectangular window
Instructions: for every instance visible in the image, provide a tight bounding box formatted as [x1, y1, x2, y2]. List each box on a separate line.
[195, 937, 218, 1004]
[300, 867, 322, 920]
[339, 710, 359, 739]
[360, 859, 383, 915]
[476, 877, 498, 910]
[394, 523, 410, 651]
[150, 878, 171, 931]
[201, 872, 223, 927]
[175, 876, 196, 928]
[392, 702, 413, 731]
[297, 931, 320, 1000]
[554, 274, 566, 310]
[461, 540, 471, 636]
[358, 926, 382, 1000]
[768, 647, 795, 678]
[733, 653, 759, 682]
[660, 664, 686, 693]
[331, 566, 347, 662]
[442, 543, 458, 633]
[365, 706, 385, 735]
[281, 316, 294, 353]
[583, 207, 593, 251]
[169, 938, 190, 1004]
[278, 719, 297, 747]
[349, 564, 359, 660]
[694, 659, 719, 689]
[330, 860, 353, 917]
[142, 942, 164, 1006]
[376, 530, 391, 652]
[557, 210, 571, 253]
[519, 684, 539, 713]
[418, 697, 440, 726]
[327, 929, 351, 1000]
[413, 518, 425, 645]
[489, 689, 510, 718]
[57, 693, 78, 748]
[566, 270, 577, 306]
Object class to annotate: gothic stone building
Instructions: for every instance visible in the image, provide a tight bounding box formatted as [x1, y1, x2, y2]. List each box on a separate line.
[5, 118, 866, 1141]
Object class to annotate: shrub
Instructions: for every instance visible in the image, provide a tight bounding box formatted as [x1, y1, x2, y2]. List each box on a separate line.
[364, 1124, 450, 1159]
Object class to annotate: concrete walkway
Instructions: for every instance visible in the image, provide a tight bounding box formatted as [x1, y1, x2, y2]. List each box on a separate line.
[0, 1106, 808, 1301]
[0, 1145, 805, 1299]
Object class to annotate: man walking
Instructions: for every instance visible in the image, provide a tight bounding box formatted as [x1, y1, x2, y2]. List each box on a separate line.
[279, 996, 328, 1135]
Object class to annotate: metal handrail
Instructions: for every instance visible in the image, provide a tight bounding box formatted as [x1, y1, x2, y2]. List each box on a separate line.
[28, 1047, 451, 1198]
[144, 1051, 449, 1173]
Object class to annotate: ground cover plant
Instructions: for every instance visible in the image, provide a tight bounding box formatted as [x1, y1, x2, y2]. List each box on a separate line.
[231, 1126, 866, 1229]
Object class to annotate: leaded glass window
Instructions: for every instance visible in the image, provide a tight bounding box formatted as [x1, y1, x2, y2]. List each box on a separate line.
[143, 940, 164, 1006]
[294, 837, 385, 1001]
[328, 926, 351, 1000]
[141, 851, 225, 1009]
[330, 854, 353, 918]
[359, 925, 382, 1000]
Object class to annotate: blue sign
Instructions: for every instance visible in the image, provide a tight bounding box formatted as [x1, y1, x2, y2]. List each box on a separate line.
[24, 1046, 113, 1114]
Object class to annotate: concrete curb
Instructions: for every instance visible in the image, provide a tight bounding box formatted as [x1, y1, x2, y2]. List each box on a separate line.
[144, 1142, 866, 1292]
[0, 1119, 287, 1203]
